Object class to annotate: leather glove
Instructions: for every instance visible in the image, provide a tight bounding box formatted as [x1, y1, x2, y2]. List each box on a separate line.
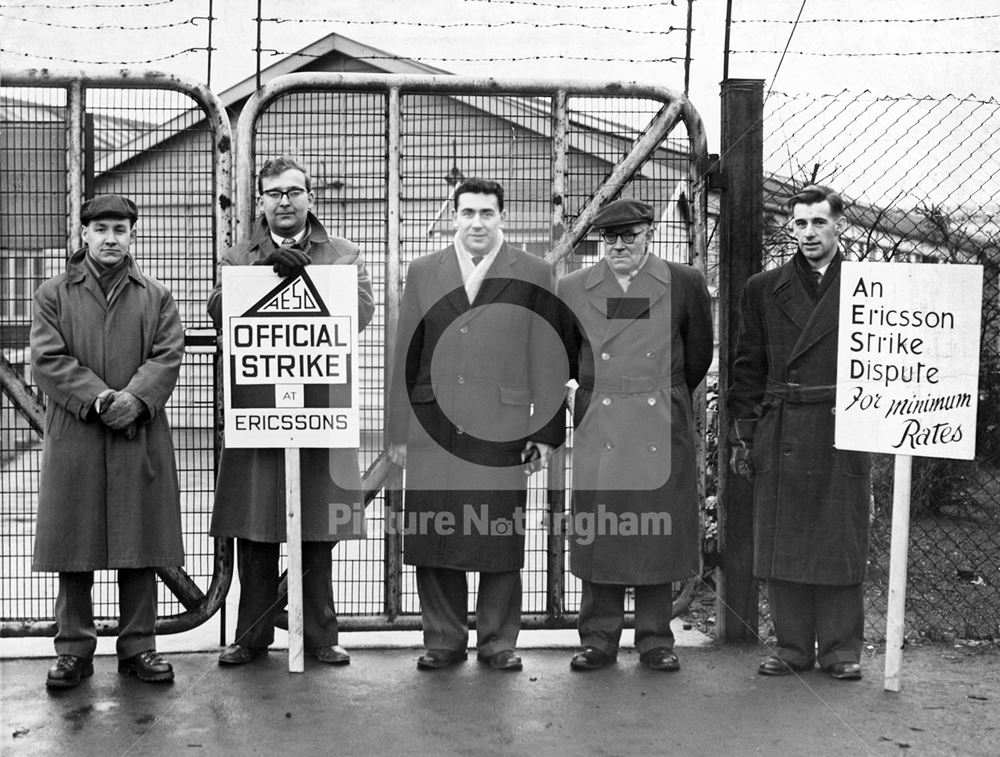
[263, 247, 310, 278]
[100, 390, 144, 431]
[729, 444, 754, 481]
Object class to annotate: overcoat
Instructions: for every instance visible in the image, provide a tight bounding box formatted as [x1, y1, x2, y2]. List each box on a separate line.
[31, 249, 185, 571]
[208, 213, 375, 542]
[728, 253, 870, 585]
[558, 257, 713, 584]
[386, 242, 566, 572]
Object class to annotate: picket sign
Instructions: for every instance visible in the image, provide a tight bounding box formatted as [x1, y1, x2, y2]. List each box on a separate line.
[835, 262, 982, 692]
[221, 265, 360, 673]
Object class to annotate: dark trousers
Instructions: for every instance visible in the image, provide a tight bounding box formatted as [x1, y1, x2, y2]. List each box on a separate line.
[578, 580, 675, 655]
[768, 579, 864, 668]
[54, 569, 157, 660]
[234, 539, 340, 650]
[415, 567, 521, 656]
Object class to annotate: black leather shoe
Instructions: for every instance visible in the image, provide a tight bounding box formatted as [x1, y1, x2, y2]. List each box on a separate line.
[827, 662, 862, 680]
[218, 643, 268, 666]
[477, 649, 522, 671]
[570, 646, 616, 671]
[46, 655, 94, 689]
[639, 647, 680, 672]
[758, 656, 812, 676]
[416, 649, 468, 670]
[118, 650, 174, 682]
[306, 645, 351, 665]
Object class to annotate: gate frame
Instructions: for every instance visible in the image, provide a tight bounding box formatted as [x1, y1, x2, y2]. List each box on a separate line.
[0, 68, 234, 638]
[236, 72, 711, 630]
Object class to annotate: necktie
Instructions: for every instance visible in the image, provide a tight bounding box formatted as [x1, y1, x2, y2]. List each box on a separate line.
[282, 237, 297, 248]
[813, 270, 822, 287]
[471, 255, 484, 267]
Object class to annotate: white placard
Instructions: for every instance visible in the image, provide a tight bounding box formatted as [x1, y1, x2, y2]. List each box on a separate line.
[221, 266, 359, 448]
[835, 262, 982, 460]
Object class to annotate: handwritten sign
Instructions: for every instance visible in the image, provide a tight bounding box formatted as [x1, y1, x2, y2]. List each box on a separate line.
[221, 266, 359, 448]
[835, 262, 982, 460]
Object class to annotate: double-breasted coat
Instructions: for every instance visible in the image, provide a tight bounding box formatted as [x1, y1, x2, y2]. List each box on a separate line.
[557, 257, 714, 584]
[208, 213, 375, 542]
[31, 249, 185, 571]
[728, 253, 870, 585]
[386, 242, 567, 572]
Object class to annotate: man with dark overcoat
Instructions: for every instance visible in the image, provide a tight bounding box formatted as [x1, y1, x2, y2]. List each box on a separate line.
[387, 177, 567, 671]
[728, 184, 870, 680]
[208, 155, 375, 667]
[557, 198, 713, 671]
[31, 194, 185, 688]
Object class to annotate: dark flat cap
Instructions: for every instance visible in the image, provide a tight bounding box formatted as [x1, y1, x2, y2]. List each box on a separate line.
[590, 198, 654, 229]
[80, 195, 139, 224]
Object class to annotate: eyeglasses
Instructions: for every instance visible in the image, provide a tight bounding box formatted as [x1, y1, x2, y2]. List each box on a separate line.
[261, 187, 307, 202]
[601, 230, 641, 245]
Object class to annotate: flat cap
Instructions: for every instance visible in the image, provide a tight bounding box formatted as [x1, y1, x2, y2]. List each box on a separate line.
[590, 198, 654, 229]
[80, 195, 139, 224]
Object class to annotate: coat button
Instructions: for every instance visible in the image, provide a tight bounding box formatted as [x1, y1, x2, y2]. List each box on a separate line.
[459, 325, 468, 334]
[645, 350, 655, 358]
[600, 352, 611, 361]
[647, 444, 657, 452]
[604, 441, 614, 450]
[457, 426, 465, 434]
[457, 375, 465, 384]
[602, 397, 612, 406]
[647, 397, 656, 406]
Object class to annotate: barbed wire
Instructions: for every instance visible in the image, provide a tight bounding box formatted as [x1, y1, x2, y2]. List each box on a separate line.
[0, 13, 206, 30]
[768, 89, 1000, 106]
[735, 49, 1000, 57]
[260, 49, 683, 64]
[0, 0, 176, 8]
[463, 0, 676, 9]
[734, 13, 1000, 24]
[263, 18, 681, 34]
[0, 46, 205, 65]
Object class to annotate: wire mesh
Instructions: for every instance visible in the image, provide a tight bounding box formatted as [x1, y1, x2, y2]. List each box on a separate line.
[759, 90, 1000, 643]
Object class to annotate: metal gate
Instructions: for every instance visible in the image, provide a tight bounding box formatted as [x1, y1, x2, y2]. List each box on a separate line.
[236, 73, 710, 629]
[0, 69, 232, 636]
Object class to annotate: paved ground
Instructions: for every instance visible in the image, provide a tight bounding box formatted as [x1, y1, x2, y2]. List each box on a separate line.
[2, 639, 999, 757]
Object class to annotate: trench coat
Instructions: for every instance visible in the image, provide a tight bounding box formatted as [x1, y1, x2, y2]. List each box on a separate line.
[557, 257, 713, 584]
[728, 253, 870, 585]
[31, 249, 185, 571]
[208, 213, 375, 542]
[386, 242, 567, 571]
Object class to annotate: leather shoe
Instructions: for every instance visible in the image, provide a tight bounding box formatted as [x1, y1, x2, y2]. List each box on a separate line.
[118, 650, 174, 682]
[758, 656, 812, 676]
[477, 649, 522, 671]
[639, 647, 680, 672]
[827, 662, 862, 680]
[306, 645, 351, 665]
[46, 654, 94, 689]
[218, 643, 268, 666]
[416, 649, 468, 670]
[570, 646, 616, 671]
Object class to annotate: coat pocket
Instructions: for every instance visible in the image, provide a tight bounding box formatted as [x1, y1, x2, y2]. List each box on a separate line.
[409, 383, 437, 404]
[835, 449, 871, 479]
[499, 385, 532, 405]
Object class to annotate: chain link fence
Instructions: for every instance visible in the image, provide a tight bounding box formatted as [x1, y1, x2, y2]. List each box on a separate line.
[759, 90, 1000, 643]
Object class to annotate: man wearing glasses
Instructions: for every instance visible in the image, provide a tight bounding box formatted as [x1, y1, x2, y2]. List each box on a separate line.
[208, 155, 374, 668]
[557, 198, 713, 672]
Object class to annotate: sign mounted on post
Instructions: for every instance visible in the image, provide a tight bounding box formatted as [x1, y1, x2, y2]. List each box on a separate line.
[835, 261, 983, 460]
[221, 266, 359, 448]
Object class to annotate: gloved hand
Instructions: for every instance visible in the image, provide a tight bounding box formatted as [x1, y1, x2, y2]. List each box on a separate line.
[100, 390, 144, 431]
[729, 444, 754, 481]
[263, 247, 310, 278]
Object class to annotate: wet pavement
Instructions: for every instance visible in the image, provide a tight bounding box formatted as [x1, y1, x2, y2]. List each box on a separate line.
[3, 638, 999, 756]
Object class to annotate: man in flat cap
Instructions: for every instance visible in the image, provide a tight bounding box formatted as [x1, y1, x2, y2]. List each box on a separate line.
[557, 197, 713, 671]
[31, 194, 185, 688]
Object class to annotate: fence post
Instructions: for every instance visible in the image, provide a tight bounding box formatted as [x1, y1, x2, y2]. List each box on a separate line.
[716, 78, 764, 643]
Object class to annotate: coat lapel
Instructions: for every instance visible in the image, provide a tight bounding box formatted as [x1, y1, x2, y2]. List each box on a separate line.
[434, 245, 470, 316]
[586, 258, 669, 344]
[788, 260, 841, 365]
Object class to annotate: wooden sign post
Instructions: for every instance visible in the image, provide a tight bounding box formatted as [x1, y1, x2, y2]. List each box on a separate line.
[835, 261, 982, 692]
[221, 265, 360, 673]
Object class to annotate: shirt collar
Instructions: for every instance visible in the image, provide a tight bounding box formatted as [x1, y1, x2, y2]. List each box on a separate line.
[270, 224, 309, 247]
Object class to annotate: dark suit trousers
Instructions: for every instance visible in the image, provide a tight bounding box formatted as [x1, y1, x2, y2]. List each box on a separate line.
[234, 539, 340, 650]
[416, 566, 521, 656]
[55, 569, 157, 660]
[768, 578, 864, 668]
[578, 580, 675, 655]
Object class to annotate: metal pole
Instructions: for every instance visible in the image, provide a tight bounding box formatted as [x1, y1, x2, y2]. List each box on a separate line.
[66, 80, 84, 254]
[255, 0, 263, 91]
[206, 0, 214, 87]
[684, 0, 694, 96]
[884, 454, 913, 692]
[723, 0, 733, 82]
